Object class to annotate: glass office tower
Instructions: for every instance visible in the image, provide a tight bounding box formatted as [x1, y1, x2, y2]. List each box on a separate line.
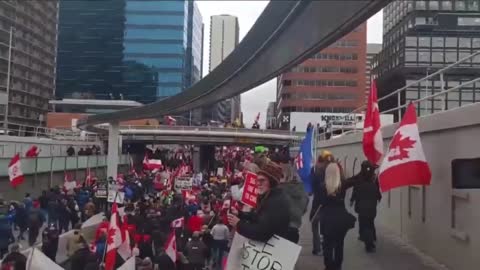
[56, 0, 203, 104]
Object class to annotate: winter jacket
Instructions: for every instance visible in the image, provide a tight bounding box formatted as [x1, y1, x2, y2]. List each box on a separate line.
[184, 239, 208, 265]
[237, 187, 290, 242]
[351, 179, 382, 218]
[153, 254, 176, 270]
[0, 217, 13, 249]
[310, 165, 326, 220]
[279, 181, 308, 229]
[70, 247, 91, 270]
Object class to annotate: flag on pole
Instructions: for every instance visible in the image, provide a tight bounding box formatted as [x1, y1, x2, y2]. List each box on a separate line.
[295, 126, 314, 193]
[85, 167, 93, 186]
[8, 153, 24, 187]
[63, 172, 78, 192]
[378, 103, 432, 192]
[118, 225, 132, 261]
[363, 79, 384, 165]
[164, 230, 177, 263]
[26, 248, 64, 270]
[25, 145, 40, 158]
[171, 217, 185, 228]
[105, 202, 122, 270]
[143, 155, 162, 171]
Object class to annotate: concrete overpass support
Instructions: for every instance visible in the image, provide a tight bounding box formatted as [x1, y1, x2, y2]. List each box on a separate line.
[107, 122, 120, 178]
[199, 145, 215, 173]
[192, 146, 200, 173]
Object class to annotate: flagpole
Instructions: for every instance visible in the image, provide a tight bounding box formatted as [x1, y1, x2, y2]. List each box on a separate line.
[102, 191, 119, 268]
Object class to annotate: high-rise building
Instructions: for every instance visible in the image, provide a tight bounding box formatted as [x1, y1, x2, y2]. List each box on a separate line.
[373, 0, 480, 118]
[201, 15, 240, 124]
[275, 23, 367, 130]
[266, 101, 276, 129]
[56, 0, 203, 104]
[366, 43, 382, 103]
[0, 1, 59, 129]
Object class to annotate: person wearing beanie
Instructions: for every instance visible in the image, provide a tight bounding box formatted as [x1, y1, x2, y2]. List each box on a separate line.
[227, 160, 291, 242]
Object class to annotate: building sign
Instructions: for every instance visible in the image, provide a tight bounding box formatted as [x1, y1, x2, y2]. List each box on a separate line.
[290, 112, 364, 131]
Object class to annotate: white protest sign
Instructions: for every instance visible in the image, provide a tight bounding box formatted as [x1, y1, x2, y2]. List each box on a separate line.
[174, 176, 193, 191]
[226, 233, 301, 270]
[107, 184, 125, 203]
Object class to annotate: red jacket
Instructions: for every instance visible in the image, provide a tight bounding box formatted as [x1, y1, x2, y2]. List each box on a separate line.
[187, 215, 204, 233]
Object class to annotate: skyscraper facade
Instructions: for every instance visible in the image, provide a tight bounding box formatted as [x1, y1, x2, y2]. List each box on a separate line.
[373, 0, 480, 118]
[201, 15, 240, 124]
[275, 23, 367, 129]
[366, 43, 382, 103]
[0, 1, 59, 129]
[56, 0, 203, 104]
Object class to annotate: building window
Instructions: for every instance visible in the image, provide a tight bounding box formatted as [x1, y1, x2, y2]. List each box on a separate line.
[416, 1, 427, 9]
[419, 50, 431, 63]
[432, 37, 444, 47]
[429, 0, 440, 10]
[455, 0, 466, 10]
[441, 0, 453, 10]
[415, 16, 427, 25]
[419, 36, 430, 47]
[458, 17, 480, 26]
[459, 37, 472, 48]
[445, 51, 458, 62]
[467, 0, 479, 10]
[445, 37, 457, 47]
[432, 51, 444, 63]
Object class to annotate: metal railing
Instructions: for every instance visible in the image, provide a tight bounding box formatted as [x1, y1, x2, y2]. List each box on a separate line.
[315, 49, 480, 142]
[0, 122, 100, 142]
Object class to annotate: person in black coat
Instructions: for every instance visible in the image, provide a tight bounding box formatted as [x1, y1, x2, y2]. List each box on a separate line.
[350, 161, 382, 252]
[153, 247, 176, 270]
[228, 161, 291, 242]
[309, 152, 331, 255]
[70, 238, 91, 270]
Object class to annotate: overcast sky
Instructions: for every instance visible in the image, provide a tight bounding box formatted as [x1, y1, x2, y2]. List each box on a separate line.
[196, 1, 383, 126]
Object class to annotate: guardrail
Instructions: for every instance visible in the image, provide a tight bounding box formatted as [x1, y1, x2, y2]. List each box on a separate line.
[0, 122, 100, 141]
[0, 154, 130, 177]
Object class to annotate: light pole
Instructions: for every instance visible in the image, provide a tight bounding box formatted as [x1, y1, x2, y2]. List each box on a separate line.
[3, 27, 13, 134]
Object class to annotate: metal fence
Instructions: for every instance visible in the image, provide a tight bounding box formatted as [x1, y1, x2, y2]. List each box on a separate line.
[0, 122, 100, 141]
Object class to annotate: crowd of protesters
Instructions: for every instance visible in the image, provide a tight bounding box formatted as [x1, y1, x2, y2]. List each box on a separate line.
[0, 143, 382, 270]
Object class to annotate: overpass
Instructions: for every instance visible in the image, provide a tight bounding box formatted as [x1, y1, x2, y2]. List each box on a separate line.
[114, 125, 302, 146]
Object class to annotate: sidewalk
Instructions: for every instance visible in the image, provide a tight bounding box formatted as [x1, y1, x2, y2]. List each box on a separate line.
[295, 212, 449, 270]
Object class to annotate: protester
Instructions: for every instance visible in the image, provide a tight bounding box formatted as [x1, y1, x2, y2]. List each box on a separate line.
[42, 223, 60, 261]
[210, 220, 229, 268]
[184, 231, 209, 270]
[0, 214, 13, 259]
[350, 160, 382, 253]
[228, 160, 291, 242]
[1, 244, 26, 270]
[70, 237, 93, 270]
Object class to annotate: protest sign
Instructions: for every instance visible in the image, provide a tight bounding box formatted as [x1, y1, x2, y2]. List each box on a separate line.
[95, 181, 108, 198]
[107, 183, 125, 203]
[226, 233, 302, 270]
[174, 176, 193, 191]
[241, 172, 258, 208]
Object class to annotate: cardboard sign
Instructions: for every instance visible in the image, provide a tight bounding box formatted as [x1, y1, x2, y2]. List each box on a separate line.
[95, 181, 108, 198]
[226, 233, 302, 270]
[241, 172, 258, 208]
[174, 176, 193, 191]
[107, 184, 125, 203]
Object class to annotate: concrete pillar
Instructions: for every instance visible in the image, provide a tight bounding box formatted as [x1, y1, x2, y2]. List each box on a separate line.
[192, 146, 200, 172]
[199, 145, 215, 172]
[107, 122, 120, 178]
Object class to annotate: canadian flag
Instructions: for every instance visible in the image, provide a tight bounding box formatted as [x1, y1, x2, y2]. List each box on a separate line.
[63, 173, 78, 192]
[105, 202, 123, 270]
[117, 226, 132, 261]
[25, 145, 40, 158]
[8, 153, 24, 187]
[378, 103, 432, 192]
[363, 80, 384, 165]
[85, 168, 93, 186]
[164, 230, 177, 263]
[143, 156, 162, 171]
[171, 217, 184, 228]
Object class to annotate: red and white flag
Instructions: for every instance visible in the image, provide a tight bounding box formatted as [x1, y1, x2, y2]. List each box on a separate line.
[143, 155, 162, 171]
[25, 145, 40, 158]
[164, 230, 177, 263]
[166, 115, 177, 126]
[363, 80, 384, 165]
[118, 226, 132, 261]
[378, 103, 431, 192]
[85, 168, 93, 186]
[170, 217, 184, 228]
[63, 173, 78, 191]
[8, 153, 24, 187]
[105, 203, 122, 270]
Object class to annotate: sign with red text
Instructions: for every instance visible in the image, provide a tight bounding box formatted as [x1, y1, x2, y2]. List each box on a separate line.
[241, 172, 258, 208]
[225, 233, 301, 270]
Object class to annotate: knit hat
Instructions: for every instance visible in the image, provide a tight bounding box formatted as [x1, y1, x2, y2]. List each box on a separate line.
[257, 161, 284, 185]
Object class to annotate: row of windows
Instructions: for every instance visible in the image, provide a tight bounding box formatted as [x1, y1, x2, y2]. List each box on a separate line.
[312, 53, 359, 61]
[292, 79, 358, 87]
[280, 107, 356, 113]
[281, 92, 359, 100]
[332, 40, 359, 48]
[404, 49, 480, 64]
[126, 1, 186, 12]
[124, 43, 186, 54]
[125, 28, 185, 40]
[291, 66, 358, 74]
[406, 36, 480, 48]
[126, 14, 185, 26]
[157, 86, 182, 97]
